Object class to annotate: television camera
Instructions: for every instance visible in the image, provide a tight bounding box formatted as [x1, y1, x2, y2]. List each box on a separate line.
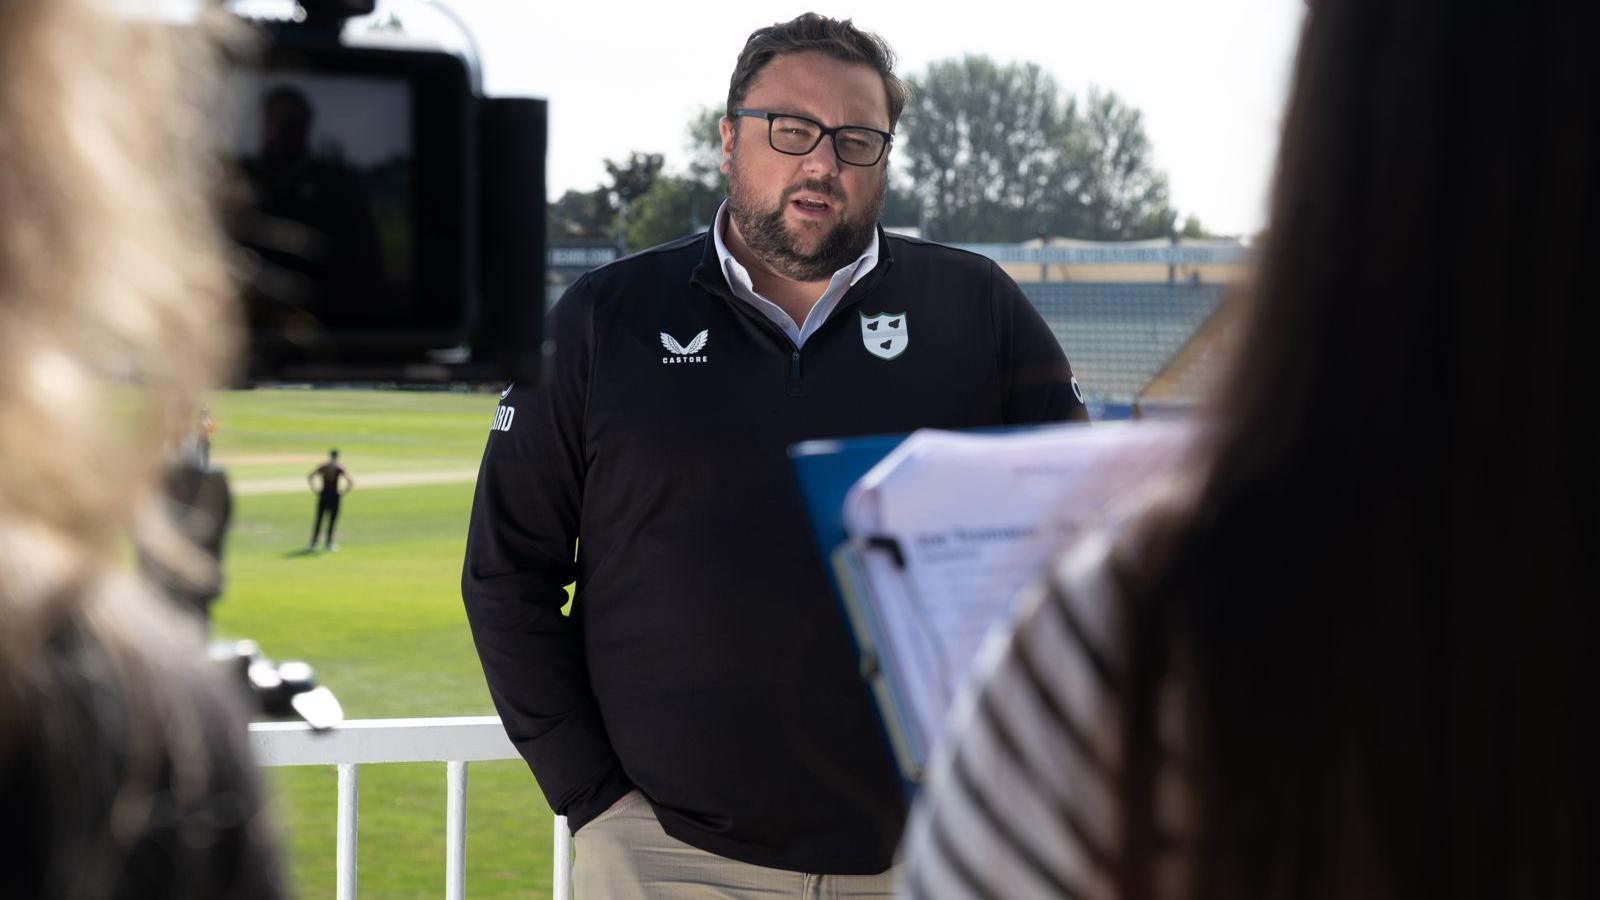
[221, 0, 547, 385]
[154, 0, 550, 727]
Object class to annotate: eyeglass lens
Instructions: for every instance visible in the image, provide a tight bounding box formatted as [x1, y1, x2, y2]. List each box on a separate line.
[769, 116, 885, 165]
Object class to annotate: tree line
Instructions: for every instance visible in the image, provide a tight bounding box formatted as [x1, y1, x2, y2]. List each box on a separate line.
[549, 55, 1207, 251]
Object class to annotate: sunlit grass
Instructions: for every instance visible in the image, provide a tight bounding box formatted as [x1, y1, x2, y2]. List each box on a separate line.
[209, 388, 558, 898]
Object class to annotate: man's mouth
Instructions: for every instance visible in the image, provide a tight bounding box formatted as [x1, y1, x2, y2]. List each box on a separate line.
[791, 195, 834, 216]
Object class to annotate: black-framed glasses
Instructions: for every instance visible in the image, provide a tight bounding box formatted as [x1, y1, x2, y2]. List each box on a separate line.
[734, 109, 893, 167]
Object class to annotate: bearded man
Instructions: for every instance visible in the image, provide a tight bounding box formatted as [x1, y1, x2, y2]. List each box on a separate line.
[462, 13, 1087, 898]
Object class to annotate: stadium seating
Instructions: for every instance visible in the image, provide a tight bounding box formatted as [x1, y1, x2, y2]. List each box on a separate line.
[1021, 282, 1228, 405]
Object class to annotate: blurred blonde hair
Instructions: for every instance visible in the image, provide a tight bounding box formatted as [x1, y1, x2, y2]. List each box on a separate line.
[0, 0, 238, 766]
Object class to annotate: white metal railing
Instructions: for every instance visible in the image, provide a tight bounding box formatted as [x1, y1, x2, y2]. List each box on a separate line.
[249, 716, 572, 900]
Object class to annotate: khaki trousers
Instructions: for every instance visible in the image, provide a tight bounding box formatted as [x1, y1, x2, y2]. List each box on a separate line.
[571, 791, 899, 899]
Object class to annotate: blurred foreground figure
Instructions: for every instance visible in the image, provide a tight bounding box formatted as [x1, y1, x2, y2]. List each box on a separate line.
[904, 1, 1598, 898]
[0, 1, 285, 897]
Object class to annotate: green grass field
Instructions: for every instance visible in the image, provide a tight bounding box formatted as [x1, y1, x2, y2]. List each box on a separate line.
[207, 388, 559, 898]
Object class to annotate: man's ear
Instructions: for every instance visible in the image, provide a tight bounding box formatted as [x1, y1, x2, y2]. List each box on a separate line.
[719, 117, 736, 176]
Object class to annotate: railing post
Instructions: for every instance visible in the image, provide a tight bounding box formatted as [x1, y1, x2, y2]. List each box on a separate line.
[249, 718, 530, 897]
[337, 762, 359, 900]
[554, 816, 572, 900]
[446, 760, 469, 900]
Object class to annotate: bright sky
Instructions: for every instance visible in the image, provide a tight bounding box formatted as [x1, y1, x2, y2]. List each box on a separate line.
[234, 0, 1309, 236]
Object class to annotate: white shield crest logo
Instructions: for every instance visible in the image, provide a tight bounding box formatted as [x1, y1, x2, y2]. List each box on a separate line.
[860, 311, 909, 360]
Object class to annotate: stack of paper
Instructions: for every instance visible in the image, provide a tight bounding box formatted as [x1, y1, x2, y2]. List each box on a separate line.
[829, 420, 1194, 780]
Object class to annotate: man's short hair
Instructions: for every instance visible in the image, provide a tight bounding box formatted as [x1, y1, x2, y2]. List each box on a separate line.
[329, 448, 339, 458]
[726, 13, 908, 131]
[264, 84, 314, 129]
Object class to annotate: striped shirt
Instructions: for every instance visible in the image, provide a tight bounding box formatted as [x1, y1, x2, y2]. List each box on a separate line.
[900, 530, 1188, 900]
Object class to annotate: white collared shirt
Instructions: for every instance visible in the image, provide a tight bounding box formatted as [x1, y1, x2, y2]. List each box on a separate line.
[712, 200, 879, 348]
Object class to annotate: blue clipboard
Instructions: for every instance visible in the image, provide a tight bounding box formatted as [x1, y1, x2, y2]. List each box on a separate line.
[787, 433, 924, 791]
[790, 424, 1099, 788]
[788, 433, 906, 574]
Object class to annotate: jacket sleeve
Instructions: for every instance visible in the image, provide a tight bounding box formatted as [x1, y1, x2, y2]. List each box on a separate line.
[990, 261, 1090, 424]
[461, 276, 633, 832]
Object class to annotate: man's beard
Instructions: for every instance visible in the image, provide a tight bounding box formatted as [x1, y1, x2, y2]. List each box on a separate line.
[726, 155, 885, 283]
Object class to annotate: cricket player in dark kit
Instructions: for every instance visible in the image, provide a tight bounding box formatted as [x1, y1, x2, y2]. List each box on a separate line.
[307, 448, 352, 551]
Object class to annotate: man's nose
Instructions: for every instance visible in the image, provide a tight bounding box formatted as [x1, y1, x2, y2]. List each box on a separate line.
[800, 135, 843, 177]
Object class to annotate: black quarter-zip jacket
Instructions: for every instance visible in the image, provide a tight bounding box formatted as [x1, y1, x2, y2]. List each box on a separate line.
[462, 227, 1087, 874]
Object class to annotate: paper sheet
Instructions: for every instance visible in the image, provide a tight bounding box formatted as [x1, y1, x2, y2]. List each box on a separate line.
[840, 420, 1194, 770]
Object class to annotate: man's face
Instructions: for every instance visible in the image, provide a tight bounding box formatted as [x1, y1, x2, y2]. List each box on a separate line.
[261, 97, 310, 163]
[721, 52, 890, 282]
